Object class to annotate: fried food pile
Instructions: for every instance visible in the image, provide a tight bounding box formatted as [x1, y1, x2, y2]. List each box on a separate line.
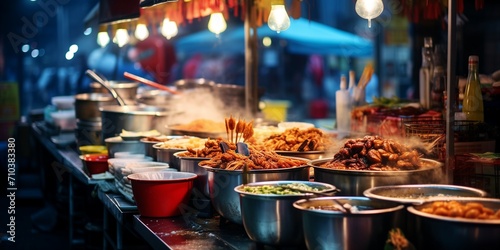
[420, 201, 500, 220]
[321, 135, 423, 171]
[177, 138, 231, 158]
[199, 145, 307, 170]
[261, 128, 329, 152]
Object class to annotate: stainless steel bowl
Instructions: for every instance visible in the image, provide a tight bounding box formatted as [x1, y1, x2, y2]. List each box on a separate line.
[105, 136, 145, 157]
[90, 81, 139, 100]
[234, 180, 337, 246]
[309, 158, 444, 196]
[363, 184, 489, 204]
[364, 184, 489, 244]
[155, 145, 187, 171]
[173, 152, 210, 197]
[407, 198, 500, 250]
[100, 105, 172, 140]
[293, 196, 404, 250]
[200, 162, 310, 224]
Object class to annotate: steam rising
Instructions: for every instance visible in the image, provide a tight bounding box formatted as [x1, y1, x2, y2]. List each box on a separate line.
[166, 88, 247, 126]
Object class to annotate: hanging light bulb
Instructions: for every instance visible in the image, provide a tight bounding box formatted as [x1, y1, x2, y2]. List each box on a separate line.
[113, 23, 129, 47]
[208, 12, 227, 36]
[97, 25, 110, 48]
[135, 22, 149, 41]
[161, 18, 178, 39]
[267, 0, 290, 33]
[355, 0, 384, 28]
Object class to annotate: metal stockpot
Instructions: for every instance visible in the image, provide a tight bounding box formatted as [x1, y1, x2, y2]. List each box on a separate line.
[136, 89, 176, 106]
[100, 105, 171, 140]
[90, 81, 139, 100]
[200, 163, 310, 225]
[74, 93, 116, 121]
[309, 158, 444, 196]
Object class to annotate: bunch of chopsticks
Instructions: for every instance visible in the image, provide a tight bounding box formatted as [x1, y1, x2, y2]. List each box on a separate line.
[353, 63, 374, 104]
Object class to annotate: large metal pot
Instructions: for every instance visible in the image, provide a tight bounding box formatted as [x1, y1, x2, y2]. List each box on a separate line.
[100, 105, 172, 140]
[199, 163, 310, 224]
[309, 158, 444, 196]
[234, 180, 336, 246]
[136, 89, 176, 106]
[407, 198, 500, 250]
[74, 93, 116, 121]
[293, 196, 404, 250]
[90, 81, 139, 100]
[173, 78, 262, 110]
[363, 184, 489, 244]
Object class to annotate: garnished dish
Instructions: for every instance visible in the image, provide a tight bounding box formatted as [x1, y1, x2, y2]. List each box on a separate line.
[240, 183, 323, 195]
[321, 135, 423, 171]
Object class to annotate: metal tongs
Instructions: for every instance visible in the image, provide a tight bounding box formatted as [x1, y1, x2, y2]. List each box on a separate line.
[85, 69, 126, 106]
[219, 141, 251, 185]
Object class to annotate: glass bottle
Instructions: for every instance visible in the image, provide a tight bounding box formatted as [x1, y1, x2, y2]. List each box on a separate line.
[419, 37, 433, 109]
[462, 55, 484, 122]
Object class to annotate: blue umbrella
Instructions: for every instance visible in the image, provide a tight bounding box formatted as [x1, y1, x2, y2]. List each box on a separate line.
[175, 18, 373, 57]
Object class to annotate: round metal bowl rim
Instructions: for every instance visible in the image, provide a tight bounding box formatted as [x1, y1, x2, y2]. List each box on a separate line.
[234, 180, 336, 196]
[199, 164, 309, 174]
[407, 197, 500, 224]
[172, 151, 210, 160]
[99, 105, 170, 116]
[105, 136, 144, 144]
[293, 196, 405, 215]
[127, 171, 197, 182]
[152, 144, 190, 151]
[363, 184, 489, 204]
[309, 158, 442, 175]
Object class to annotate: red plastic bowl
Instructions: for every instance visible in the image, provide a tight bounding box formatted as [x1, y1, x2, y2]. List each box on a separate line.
[81, 154, 109, 176]
[127, 171, 197, 217]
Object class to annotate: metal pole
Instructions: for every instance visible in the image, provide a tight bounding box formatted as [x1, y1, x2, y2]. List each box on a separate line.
[244, 0, 259, 118]
[446, 0, 457, 184]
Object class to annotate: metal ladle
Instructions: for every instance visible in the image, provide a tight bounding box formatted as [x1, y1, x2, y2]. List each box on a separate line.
[85, 69, 126, 106]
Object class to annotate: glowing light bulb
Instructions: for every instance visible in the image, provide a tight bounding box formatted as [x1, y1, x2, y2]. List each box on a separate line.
[208, 13, 227, 36]
[114, 28, 129, 47]
[97, 25, 109, 48]
[161, 18, 178, 39]
[267, 1, 290, 33]
[355, 0, 384, 28]
[135, 23, 149, 41]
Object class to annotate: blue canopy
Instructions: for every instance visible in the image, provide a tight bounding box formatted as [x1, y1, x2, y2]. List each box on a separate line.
[175, 18, 373, 57]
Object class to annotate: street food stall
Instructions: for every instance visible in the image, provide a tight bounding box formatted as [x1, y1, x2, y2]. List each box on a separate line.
[10, 0, 500, 249]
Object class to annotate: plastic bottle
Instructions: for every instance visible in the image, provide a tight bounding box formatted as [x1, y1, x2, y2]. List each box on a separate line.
[336, 75, 351, 138]
[462, 55, 484, 122]
[348, 70, 356, 100]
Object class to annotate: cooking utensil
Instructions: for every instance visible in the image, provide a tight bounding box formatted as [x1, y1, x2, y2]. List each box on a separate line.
[293, 196, 404, 250]
[200, 159, 310, 224]
[407, 198, 500, 250]
[99, 105, 172, 140]
[86, 69, 126, 106]
[124, 72, 180, 95]
[234, 180, 336, 246]
[74, 93, 115, 121]
[309, 158, 444, 196]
